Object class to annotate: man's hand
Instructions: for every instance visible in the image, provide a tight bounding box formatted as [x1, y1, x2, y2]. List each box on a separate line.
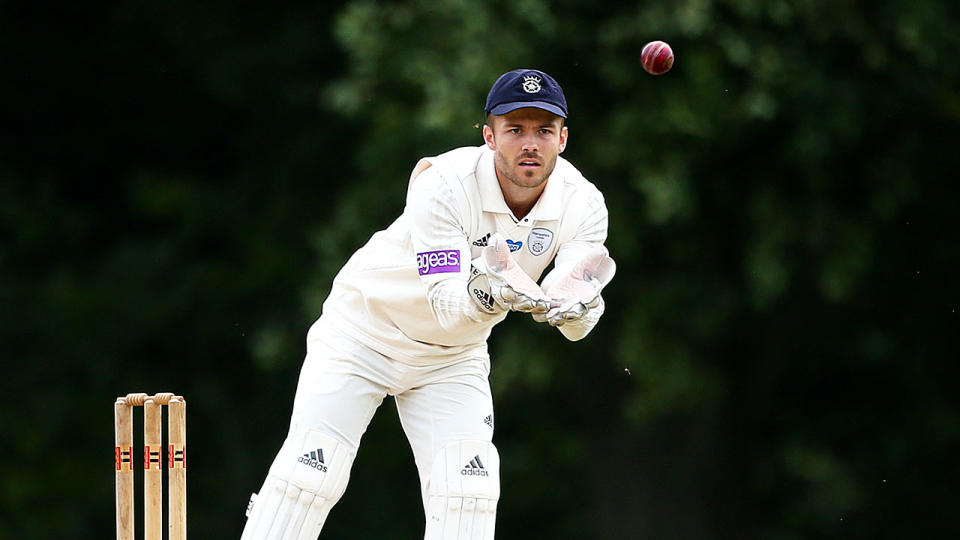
[477, 234, 556, 314]
[534, 248, 616, 326]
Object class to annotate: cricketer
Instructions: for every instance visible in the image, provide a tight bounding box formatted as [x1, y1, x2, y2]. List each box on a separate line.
[240, 68, 615, 540]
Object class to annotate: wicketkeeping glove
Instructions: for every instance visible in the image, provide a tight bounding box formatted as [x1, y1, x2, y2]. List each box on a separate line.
[534, 247, 616, 326]
[469, 233, 555, 314]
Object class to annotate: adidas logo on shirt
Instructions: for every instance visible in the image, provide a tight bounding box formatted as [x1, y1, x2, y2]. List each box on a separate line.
[472, 233, 491, 247]
[483, 414, 494, 429]
[461, 455, 489, 477]
[297, 448, 328, 472]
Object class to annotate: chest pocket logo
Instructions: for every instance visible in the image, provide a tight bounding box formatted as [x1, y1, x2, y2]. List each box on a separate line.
[527, 228, 554, 256]
[506, 240, 523, 252]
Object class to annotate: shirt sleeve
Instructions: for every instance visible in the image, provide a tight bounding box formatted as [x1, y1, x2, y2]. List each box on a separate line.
[541, 188, 610, 341]
[406, 165, 499, 331]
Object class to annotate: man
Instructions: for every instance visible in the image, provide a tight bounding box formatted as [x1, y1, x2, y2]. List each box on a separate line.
[240, 68, 615, 540]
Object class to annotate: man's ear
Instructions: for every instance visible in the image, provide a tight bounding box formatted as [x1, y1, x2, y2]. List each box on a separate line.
[558, 125, 568, 153]
[482, 124, 496, 150]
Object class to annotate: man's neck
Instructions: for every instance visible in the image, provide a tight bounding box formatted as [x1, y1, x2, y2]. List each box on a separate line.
[496, 172, 546, 221]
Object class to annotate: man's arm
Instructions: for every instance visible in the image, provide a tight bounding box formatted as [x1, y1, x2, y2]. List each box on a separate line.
[406, 165, 500, 332]
[536, 191, 614, 341]
[538, 246, 614, 340]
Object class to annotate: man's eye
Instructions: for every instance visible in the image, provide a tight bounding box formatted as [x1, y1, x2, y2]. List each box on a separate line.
[508, 128, 520, 134]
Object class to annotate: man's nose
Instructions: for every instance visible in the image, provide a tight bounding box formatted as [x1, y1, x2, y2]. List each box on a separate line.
[521, 138, 539, 152]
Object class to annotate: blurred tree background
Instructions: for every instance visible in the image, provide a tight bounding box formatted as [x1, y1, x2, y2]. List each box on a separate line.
[2, 0, 958, 538]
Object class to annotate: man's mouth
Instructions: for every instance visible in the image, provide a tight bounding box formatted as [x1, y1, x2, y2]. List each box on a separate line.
[518, 158, 541, 168]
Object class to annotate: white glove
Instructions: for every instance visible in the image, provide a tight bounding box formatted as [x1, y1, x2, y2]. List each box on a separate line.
[534, 247, 616, 326]
[474, 233, 555, 314]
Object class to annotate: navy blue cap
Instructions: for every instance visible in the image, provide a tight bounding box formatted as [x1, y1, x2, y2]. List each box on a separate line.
[484, 69, 567, 118]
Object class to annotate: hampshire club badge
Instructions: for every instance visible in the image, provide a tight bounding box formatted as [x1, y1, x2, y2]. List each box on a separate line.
[522, 75, 542, 93]
[527, 228, 554, 256]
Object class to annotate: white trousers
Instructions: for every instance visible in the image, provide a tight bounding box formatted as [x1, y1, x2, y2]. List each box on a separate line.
[292, 323, 495, 509]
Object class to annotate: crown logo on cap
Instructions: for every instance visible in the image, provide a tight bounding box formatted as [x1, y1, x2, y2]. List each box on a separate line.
[521, 75, 542, 94]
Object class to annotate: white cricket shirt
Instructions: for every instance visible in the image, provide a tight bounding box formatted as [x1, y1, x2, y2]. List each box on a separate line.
[313, 145, 608, 366]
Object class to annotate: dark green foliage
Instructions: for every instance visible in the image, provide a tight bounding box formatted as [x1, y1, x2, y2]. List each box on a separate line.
[2, 1, 958, 538]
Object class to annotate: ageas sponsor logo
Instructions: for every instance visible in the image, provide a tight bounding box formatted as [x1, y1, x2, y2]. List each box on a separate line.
[417, 250, 460, 275]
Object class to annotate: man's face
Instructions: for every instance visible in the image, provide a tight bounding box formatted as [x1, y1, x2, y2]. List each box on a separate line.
[483, 108, 568, 190]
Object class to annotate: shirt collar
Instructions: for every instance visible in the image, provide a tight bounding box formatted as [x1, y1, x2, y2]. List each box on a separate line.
[477, 146, 565, 222]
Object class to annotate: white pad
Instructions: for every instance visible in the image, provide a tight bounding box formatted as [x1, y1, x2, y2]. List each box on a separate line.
[241, 430, 353, 540]
[424, 440, 500, 540]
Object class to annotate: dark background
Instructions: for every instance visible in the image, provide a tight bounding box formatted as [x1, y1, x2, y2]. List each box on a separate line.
[3, 1, 958, 538]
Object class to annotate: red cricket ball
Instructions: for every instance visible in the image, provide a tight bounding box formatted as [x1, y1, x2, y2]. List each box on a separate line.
[641, 40, 674, 75]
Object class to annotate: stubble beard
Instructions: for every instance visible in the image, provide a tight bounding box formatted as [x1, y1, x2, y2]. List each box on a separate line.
[494, 149, 556, 190]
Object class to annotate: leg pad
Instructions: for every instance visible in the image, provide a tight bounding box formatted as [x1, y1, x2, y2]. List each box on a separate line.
[241, 430, 353, 540]
[424, 440, 500, 540]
